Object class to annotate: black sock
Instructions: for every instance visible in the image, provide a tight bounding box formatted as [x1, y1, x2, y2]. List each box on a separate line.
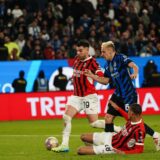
[144, 123, 154, 136]
[105, 123, 114, 132]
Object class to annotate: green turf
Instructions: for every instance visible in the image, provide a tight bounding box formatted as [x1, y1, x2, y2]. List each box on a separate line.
[0, 115, 160, 160]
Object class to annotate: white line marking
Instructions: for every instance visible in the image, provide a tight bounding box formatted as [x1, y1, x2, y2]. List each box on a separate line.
[0, 135, 80, 137]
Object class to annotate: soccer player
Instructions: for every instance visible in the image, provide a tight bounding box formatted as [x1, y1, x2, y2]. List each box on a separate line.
[84, 41, 160, 151]
[52, 39, 105, 152]
[77, 102, 146, 155]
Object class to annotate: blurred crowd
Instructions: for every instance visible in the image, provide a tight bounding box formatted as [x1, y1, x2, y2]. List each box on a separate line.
[0, 0, 160, 61]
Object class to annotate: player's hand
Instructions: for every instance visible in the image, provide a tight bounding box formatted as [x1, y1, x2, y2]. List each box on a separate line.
[84, 69, 94, 78]
[109, 100, 119, 111]
[130, 73, 137, 79]
[113, 148, 125, 154]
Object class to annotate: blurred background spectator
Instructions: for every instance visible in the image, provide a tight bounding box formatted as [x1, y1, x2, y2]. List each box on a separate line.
[33, 70, 49, 92]
[12, 70, 27, 92]
[53, 67, 68, 91]
[142, 60, 160, 87]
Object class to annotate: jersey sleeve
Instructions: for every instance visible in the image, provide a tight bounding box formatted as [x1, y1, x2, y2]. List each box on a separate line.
[91, 58, 104, 77]
[120, 54, 133, 66]
[135, 129, 145, 146]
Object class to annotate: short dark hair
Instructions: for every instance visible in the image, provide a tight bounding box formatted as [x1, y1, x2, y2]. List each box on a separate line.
[77, 39, 89, 48]
[130, 103, 142, 115]
[19, 70, 25, 78]
[38, 70, 45, 78]
[58, 67, 62, 73]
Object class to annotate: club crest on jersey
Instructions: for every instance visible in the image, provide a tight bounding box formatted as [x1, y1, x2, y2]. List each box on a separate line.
[127, 138, 136, 148]
[73, 69, 83, 77]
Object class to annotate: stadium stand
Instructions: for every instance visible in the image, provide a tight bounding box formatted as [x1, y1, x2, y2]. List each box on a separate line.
[0, 0, 159, 60]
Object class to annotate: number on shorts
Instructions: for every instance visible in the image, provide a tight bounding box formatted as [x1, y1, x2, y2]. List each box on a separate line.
[83, 101, 90, 108]
[105, 145, 111, 151]
[125, 104, 129, 112]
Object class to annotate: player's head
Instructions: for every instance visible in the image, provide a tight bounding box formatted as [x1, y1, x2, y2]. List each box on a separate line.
[101, 41, 116, 61]
[128, 103, 142, 120]
[58, 67, 63, 73]
[38, 70, 45, 78]
[76, 39, 90, 60]
[19, 70, 25, 78]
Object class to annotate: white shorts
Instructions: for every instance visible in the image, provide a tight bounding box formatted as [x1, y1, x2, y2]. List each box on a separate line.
[66, 94, 98, 114]
[93, 132, 115, 154]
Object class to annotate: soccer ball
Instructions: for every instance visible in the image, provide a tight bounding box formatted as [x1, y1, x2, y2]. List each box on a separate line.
[45, 136, 59, 150]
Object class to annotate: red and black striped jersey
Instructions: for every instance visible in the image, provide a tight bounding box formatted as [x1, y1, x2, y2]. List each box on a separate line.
[112, 119, 146, 153]
[72, 56, 103, 96]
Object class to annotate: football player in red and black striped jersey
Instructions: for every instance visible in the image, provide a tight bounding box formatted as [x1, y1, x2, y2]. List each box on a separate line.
[52, 39, 105, 153]
[77, 102, 146, 155]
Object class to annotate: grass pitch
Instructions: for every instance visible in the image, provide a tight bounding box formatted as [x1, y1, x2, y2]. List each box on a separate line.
[0, 115, 160, 160]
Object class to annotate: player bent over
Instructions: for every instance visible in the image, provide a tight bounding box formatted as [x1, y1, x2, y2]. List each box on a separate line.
[52, 40, 105, 153]
[78, 103, 146, 155]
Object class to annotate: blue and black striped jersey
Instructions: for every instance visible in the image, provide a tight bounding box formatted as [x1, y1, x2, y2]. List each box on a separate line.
[104, 54, 137, 104]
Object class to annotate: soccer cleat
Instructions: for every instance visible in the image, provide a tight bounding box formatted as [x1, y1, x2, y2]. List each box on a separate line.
[51, 145, 69, 152]
[153, 132, 160, 151]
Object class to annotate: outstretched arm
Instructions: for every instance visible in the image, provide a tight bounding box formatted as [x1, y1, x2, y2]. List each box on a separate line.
[113, 145, 143, 154]
[128, 62, 139, 79]
[109, 100, 128, 120]
[84, 69, 110, 85]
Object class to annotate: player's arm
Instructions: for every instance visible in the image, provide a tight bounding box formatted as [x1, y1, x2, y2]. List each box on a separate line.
[113, 145, 144, 154]
[84, 69, 109, 85]
[128, 62, 139, 79]
[109, 100, 128, 120]
[119, 130, 145, 154]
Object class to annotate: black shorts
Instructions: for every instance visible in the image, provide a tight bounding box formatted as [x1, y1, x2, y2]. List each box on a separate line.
[107, 94, 137, 116]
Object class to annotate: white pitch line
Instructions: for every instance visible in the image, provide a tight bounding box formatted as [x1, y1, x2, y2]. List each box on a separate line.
[0, 134, 80, 137]
[0, 134, 151, 137]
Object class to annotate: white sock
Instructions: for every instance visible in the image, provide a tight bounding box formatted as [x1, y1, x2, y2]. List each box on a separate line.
[90, 120, 105, 128]
[114, 125, 122, 133]
[61, 114, 72, 147]
[153, 132, 160, 139]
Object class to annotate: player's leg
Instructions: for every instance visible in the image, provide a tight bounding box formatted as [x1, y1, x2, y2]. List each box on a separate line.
[61, 105, 78, 146]
[87, 113, 105, 128]
[77, 146, 95, 155]
[93, 132, 114, 154]
[78, 144, 115, 155]
[105, 94, 123, 133]
[52, 105, 77, 152]
[78, 132, 101, 155]
[84, 94, 105, 128]
[80, 132, 107, 146]
[81, 133, 94, 145]
[104, 113, 115, 132]
[78, 132, 114, 155]
[52, 96, 81, 152]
